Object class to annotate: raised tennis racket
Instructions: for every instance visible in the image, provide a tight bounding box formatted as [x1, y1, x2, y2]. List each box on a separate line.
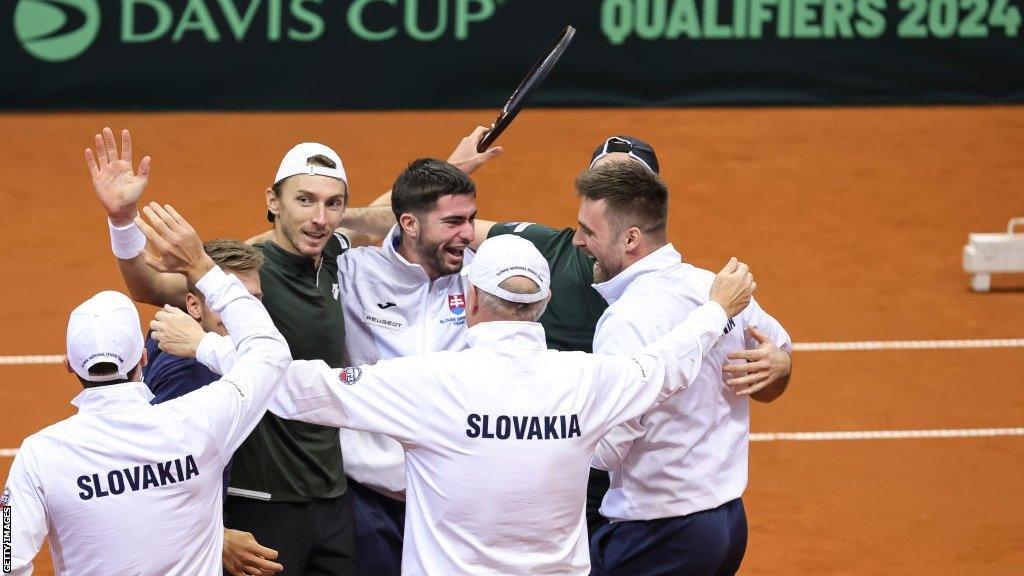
[477, 26, 576, 153]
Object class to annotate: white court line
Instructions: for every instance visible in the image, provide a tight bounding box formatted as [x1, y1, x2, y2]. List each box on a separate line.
[750, 427, 1024, 442]
[1, 339, 1022, 365]
[0, 428, 1020, 459]
[792, 338, 1024, 351]
[0, 355, 65, 365]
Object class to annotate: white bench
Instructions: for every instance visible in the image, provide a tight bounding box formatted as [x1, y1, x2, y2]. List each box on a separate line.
[963, 217, 1024, 292]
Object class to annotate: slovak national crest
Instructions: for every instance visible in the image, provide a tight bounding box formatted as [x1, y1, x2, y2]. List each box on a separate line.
[448, 293, 466, 315]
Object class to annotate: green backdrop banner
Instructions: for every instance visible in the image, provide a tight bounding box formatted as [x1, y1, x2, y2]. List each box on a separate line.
[3, 0, 1022, 109]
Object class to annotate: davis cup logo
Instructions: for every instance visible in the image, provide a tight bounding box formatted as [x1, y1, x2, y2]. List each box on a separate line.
[15, 0, 101, 62]
[448, 293, 466, 315]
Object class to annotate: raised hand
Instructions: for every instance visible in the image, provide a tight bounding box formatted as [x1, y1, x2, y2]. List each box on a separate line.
[709, 258, 755, 318]
[85, 127, 151, 225]
[134, 202, 214, 282]
[446, 125, 504, 175]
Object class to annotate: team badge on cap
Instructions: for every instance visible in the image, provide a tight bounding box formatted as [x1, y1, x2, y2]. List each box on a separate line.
[339, 367, 362, 385]
[448, 294, 466, 315]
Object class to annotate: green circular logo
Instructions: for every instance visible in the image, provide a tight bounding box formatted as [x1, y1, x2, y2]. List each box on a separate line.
[15, 0, 100, 62]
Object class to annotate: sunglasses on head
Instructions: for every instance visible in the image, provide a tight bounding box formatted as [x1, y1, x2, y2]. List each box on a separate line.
[590, 137, 655, 173]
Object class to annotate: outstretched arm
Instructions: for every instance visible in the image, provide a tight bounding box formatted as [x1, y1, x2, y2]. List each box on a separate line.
[597, 259, 755, 428]
[86, 127, 187, 307]
[471, 219, 498, 251]
[337, 191, 395, 246]
[137, 203, 291, 456]
[150, 310, 238, 378]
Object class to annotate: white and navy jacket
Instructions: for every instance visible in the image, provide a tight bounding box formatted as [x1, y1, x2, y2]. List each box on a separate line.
[591, 244, 792, 522]
[197, 226, 472, 499]
[3, 268, 290, 575]
[266, 303, 728, 576]
[336, 225, 472, 497]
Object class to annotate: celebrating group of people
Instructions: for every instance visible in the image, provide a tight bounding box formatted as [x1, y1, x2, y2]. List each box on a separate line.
[3, 126, 791, 576]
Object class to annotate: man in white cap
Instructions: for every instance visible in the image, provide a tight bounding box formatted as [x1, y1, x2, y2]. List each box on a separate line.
[181, 233, 757, 575]
[155, 156, 483, 576]
[89, 129, 359, 573]
[2, 203, 291, 575]
[337, 135, 793, 542]
[92, 125, 501, 575]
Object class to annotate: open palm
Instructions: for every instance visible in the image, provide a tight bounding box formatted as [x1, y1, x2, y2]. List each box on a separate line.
[85, 127, 151, 224]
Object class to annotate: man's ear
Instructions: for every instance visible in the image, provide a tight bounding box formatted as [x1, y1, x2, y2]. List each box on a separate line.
[399, 213, 419, 239]
[625, 226, 642, 250]
[266, 187, 279, 220]
[130, 349, 149, 382]
[340, 181, 350, 210]
[467, 284, 479, 314]
[185, 293, 203, 321]
[64, 357, 74, 374]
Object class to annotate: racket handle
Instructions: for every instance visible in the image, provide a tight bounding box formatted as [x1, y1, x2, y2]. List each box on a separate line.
[477, 129, 496, 154]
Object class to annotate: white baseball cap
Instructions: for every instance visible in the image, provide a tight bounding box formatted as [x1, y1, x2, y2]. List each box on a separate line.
[66, 291, 144, 383]
[461, 235, 551, 304]
[273, 142, 348, 185]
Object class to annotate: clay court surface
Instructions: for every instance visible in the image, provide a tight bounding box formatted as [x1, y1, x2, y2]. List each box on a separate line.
[1, 106, 1022, 574]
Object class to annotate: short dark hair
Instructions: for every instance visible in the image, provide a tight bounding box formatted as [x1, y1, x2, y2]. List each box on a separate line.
[186, 239, 264, 298]
[391, 158, 476, 220]
[575, 161, 668, 234]
[268, 154, 339, 223]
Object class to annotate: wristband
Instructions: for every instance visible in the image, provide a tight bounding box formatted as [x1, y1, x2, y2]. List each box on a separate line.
[108, 218, 147, 260]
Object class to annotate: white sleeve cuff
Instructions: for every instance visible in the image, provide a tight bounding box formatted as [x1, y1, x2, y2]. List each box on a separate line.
[702, 300, 729, 326]
[196, 332, 232, 375]
[193, 265, 229, 299]
[108, 218, 147, 260]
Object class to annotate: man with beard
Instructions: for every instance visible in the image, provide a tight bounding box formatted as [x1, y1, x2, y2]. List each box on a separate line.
[336, 136, 727, 538]
[576, 162, 791, 576]
[472, 136, 792, 539]
[159, 233, 759, 576]
[330, 157, 478, 576]
[88, 127, 499, 575]
[155, 149, 493, 574]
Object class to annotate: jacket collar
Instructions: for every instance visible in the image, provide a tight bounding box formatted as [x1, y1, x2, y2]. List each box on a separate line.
[382, 225, 474, 284]
[466, 321, 548, 351]
[592, 243, 682, 306]
[72, 382, 155, 413]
